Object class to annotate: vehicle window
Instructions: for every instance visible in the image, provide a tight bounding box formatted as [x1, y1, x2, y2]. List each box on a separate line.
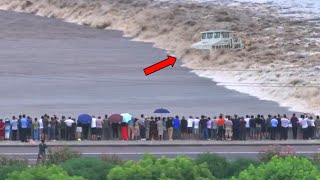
[214, 32, 220, 38]
[202, 33, 206, 39]
[222, 32, 229, 38]
[207, 33, 213, 39]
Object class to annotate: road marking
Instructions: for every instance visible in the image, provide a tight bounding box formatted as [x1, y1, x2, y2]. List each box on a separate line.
[0, 151, 319, 155]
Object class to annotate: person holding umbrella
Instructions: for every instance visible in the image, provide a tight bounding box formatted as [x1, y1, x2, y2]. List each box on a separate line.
[77, 114, 92, 140]
[108, 114, 122, 140]
[120, 113, 132, 141]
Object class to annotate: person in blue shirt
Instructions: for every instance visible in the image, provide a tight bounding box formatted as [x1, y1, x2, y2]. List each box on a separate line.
[173, 116, 180, 140]
[270, 116, 278, 140]
[20, 114, 28, 142]
[27, 116, 32, 141]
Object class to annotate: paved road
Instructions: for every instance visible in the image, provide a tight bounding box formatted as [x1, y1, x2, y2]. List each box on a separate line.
[2, 144, 320, 163]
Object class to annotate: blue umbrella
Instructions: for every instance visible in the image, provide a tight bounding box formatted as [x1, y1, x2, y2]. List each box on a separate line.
[121, 113, 132, 123]
[78, 114, 92, 124]
[154, 108, 170, 114]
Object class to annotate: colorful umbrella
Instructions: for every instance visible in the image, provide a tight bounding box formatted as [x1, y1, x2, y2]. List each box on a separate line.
[121, 113, 132, 123]
[108, 114, 122, 123]
[78, 114, 92, 124]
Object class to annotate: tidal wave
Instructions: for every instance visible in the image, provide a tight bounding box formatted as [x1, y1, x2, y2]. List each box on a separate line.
[1, 0, 320, 114]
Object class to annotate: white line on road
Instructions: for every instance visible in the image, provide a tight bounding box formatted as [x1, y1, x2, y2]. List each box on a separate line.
[0, 151, 319, 155]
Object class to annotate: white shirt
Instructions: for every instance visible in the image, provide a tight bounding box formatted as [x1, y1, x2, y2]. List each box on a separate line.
[281, 118, 289, 128]
[301, 118, 308, 128]
[38, 118, 43, 129]
[207, 120, 212, 129]
[11, 119, 18, 130]
[65, 119, 74, 127]
[187, 118, 194, 128]
[194, 118, 200, 129]
[309, 119, 315, 127]
[91, 118, 97, 128]
[245, 118, 250, 128]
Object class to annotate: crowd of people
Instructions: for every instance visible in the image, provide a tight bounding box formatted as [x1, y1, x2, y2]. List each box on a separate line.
[0, 113, 319, 142]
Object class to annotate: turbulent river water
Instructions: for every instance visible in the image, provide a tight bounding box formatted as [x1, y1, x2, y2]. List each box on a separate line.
[0, 9, 293, 117]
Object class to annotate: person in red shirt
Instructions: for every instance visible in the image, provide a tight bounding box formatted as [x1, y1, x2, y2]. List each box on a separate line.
[0, 119, 5, 140]
[217, 115, 225, 140]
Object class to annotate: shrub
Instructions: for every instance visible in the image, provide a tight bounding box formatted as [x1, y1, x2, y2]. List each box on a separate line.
[258, 145, 295, 162]
[107, 154, 213, 180]
[235, 156, 320, 180]
[6, 165, 85, 180]
[0, 165, 28, 180]
[61, 157, 116, 180]
[194, 153, 230, 178]
[100, 154, 123, 165]
[228, 159, 260, 177]
[0, 156, 28, 166]
[47, 146, 81, 165]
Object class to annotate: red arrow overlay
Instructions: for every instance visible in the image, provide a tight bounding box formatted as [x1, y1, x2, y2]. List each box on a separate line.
[144, 56, 177, 76]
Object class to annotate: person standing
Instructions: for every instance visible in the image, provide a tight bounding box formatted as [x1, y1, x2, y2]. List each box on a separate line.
[266, 115, 272, 139]
[64, 117, 74, 141]
[199, 115, 208, 140]
[59, 116, 66, 140]
[0, 119, 5, 141]
[38, 117, 44, 141]
[261, 115, 266, 139]
[173, 116, 180, 140]
[308, 116, 315, 139]
[244, 115, 250, 139]
[290, 114, 299, 140]
[239, 117, 246, 141]
[211, 117, 217, 140]
[91, 115, 97, 140]
[133, 118, 140, 140]
[281, 114, 289, 140]
[207, 117, 212, 140]
[301, 115, 308, 140]
[181, 116, 188, 140]
[255, 115, 262, 140]
[270, 116, 278, 140]
[37, 139, 48, 164]
[11, 116, 18, 141]
[217, 115, 225, 140]
[193, 117, 200, 140]
[121, 122, 128, 140]
[249, 115, 256, 140]
[43, 115, 49, 141]
[315, 116, 320, 139]
[145, 117, 150, 140]
[102, 115, 111, 140]
[111, 122, 119, 140]
[187, 116, 194, 140]
[225, 117, 233, 141]
[27, 116, 32, 141]
[138, 115, 146, 140]
[127, 118, 134, 140]
[156, 118, 164, 140]
[232, 115, 240, 140]
[33, 118, 39, 141]
[96, 116, 103, 140]
[20, 115, 28, 142]
[149, 117, 157, 140]
[166, 117, 173, 140]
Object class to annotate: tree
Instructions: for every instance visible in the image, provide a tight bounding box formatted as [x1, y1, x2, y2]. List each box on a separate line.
[61, 157, 115, 180]
[194, 153, 231, 178]
[6, 165, 85, 180]
[107, 154, 214, 180]
[235, 156, 320, 180]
